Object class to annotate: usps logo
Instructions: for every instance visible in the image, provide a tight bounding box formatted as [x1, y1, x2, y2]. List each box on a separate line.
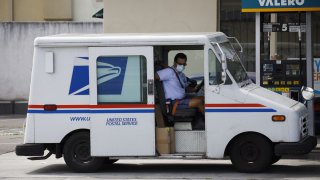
[97, 57, 127, 95]
[69, 57, 90, 95]
[68, 56, 128, 95]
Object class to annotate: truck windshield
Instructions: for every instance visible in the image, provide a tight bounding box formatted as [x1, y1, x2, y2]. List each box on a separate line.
[212, 42, 249, 84]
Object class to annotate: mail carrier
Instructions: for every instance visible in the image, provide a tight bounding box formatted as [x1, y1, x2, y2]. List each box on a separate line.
[16, 33, 317, 173]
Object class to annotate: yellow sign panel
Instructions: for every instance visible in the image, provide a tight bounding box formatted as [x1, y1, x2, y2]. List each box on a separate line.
[275, 88, 289, 93]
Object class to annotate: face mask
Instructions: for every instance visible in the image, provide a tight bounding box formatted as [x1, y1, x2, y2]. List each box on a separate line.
[176, 64, 185, 72]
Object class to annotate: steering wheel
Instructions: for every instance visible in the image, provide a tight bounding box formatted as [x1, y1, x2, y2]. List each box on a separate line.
[195, 79, 204, 93]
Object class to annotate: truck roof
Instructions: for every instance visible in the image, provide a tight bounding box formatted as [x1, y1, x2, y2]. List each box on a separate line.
[34, 32, 226, 47]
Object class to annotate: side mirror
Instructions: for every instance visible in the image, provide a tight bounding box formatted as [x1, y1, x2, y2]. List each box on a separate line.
[211, 42, 228, 85]
[221, 53, 227, 84]
[301, 86, 314, 101]
[221, 53, 227, 70]
[221, 72, 227, 83]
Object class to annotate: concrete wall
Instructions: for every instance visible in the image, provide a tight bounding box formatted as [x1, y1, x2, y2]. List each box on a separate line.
[0, 0, 13, 21]
[0, 0, 103, 22]
[103, 0, 218, 33]
[13, 0, 44, 21]
[0, 22, 103, 101]
[43, 0, 72, 21]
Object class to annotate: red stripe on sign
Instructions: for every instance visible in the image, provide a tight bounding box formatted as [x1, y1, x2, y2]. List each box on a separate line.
[28, 104, 155, 109]
[205, 104, 265, 107]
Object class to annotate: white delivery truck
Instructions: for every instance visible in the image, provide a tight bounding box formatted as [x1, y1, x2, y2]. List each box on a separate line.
[16, 33, 317, 173]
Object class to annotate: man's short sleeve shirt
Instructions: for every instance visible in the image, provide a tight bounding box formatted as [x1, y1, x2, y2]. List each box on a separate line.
[157, 67, 187, 100]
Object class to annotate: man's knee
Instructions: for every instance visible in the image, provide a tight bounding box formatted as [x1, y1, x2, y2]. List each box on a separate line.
[189, 98, 202, 107]
[197, 96, 204, 101]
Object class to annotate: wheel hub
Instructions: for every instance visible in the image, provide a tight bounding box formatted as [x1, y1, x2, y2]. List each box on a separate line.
[240, 142, 259, 162]
[74, 142, 92, 162]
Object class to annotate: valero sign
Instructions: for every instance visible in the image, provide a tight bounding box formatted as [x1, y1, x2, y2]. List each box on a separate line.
[242, 0, 320, 12]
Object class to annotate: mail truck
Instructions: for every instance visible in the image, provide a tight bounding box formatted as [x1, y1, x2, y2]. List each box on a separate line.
[16, 33, 317, 173]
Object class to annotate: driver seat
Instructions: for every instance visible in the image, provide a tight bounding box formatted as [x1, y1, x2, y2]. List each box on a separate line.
[155, 80, 197, 127]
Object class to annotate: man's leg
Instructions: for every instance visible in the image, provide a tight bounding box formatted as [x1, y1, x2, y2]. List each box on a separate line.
[174, 96, 204, 114]
[188, 96, 204, 114]
[188, 96, 205, 130]
[174, 96, 205, 130]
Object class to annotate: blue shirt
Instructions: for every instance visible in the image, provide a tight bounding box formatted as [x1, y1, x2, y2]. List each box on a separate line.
[157, 67, 187, 100]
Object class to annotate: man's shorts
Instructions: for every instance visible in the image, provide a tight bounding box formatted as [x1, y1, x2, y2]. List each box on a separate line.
[176, 97, 191, 109]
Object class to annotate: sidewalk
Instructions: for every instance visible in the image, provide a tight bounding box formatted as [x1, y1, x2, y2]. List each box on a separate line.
[0, 115, 25, 155]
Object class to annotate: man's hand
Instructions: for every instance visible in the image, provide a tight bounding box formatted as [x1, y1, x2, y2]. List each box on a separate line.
[186, 85, 198, 93]
[187, 80, 204, 93]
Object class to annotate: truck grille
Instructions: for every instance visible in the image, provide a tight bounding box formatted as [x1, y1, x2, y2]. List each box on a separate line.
[301, 117, 308, 137]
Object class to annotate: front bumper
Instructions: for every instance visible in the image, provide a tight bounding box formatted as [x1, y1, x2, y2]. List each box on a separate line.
[15, 144, 45, 156]
[275, 136, 317, 156]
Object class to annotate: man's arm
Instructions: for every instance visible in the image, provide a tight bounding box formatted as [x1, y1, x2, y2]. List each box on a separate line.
[156, 68, 172, 81]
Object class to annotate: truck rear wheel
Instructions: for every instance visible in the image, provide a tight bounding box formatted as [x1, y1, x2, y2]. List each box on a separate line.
[229, 134, 272, 173]
[63, 132, 104, 172]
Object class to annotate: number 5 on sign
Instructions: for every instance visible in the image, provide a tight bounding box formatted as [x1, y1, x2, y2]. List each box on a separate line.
[282, 24, 288, 32]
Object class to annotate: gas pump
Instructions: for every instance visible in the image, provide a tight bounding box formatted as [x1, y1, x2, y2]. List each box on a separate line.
[260, 12, 307, 102]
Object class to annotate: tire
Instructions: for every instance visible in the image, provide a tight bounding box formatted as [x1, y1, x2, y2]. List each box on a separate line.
[104, 158, 118, 165]
[229, 134, 273, 173]
[63, 132, 104, 172]
[271, 155, 281, 165]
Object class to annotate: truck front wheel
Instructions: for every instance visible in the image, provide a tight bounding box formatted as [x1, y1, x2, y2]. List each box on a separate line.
[229, 134, 273, 173]
[63, 132, 104, 172]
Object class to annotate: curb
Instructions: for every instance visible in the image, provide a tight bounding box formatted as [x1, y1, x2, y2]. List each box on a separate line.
[0, 129, 24, 136]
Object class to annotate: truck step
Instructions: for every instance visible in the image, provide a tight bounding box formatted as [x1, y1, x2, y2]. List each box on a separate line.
[158, 153, 205, 159]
